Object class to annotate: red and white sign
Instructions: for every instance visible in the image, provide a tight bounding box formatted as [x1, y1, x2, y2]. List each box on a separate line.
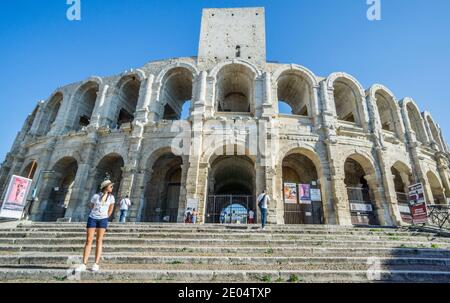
[0, 175, 33, 219]
[408, 183, 428, 224]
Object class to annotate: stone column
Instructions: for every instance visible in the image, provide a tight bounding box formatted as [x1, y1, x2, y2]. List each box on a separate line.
[364, 174, 388, 226]
[29, 101, 46, 136]
[437, 154, 450, 199]
[135, 75, 154, 123]
[374, 149, 402, 226]
[64, 136, 98, 221]
[196, 162, 210, 224]
[90, 84, 110, 128]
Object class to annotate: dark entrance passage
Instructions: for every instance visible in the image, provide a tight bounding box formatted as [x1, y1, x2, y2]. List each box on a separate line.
[41, 157, 78, 222]
[345, 158, 379, 226]
[282, 153, 324, 224]
[205, 155, 256, 224]
[143, 153, 182, 222]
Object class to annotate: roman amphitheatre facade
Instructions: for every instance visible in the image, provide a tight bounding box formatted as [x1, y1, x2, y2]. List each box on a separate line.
[0, 7, 449, 226]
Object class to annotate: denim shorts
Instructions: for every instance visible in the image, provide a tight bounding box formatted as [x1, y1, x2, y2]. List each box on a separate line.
[86, 217, 109, 229]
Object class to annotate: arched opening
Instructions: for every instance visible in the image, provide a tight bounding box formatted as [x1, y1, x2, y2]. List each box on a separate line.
[73, 82, 99, 131]
[277, 71, 312, 116]
[143, 153, 183, 222]
[333, 79, 361, 125]
[115, 76, 140, 128]
[426, 116, 443, 150]
[90, 154, 125, 221]
[344, 156, 379, 225]
[391, 162, 413, 222]
[406, 103, 427, 144]
[375, 91, 397, 133]
[21, 161, 38, 180]
[427, 171, 446, 205]
[282, 153, 323, 224]
[160, 68, 193, 120]
[41, 93, 63, 135]
[206, 155, 255, 224]
[40, 157, 78, 222]
[216, 64, 254, 114]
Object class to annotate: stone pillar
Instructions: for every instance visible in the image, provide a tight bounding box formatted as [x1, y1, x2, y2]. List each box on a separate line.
[64, 136, 98, 221]
[331, 175, 352, 226]
[437, 154, 450, 199]
[196, 162, 210, 224]
[374, 149, 402, 226]
[135, 75, 154, 124]
[422, 114, 439, 151]
[90, 84, 110, 128]
[364, 174, 388, 226]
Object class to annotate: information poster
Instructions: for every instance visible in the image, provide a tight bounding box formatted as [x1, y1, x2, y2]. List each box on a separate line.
[283, 183, 298, 204]
[0, 175, 33, 219]
[408, 183, 428, 224]
[299, 184, 311, 204]
[310, 189, 322, 202]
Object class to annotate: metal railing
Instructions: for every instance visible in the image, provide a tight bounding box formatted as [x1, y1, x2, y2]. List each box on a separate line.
[206, 195, 255, 224]
[427, 205, 450, 229]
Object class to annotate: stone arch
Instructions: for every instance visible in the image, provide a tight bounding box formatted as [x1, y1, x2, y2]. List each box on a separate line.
[158, 67, 194, 120]
[344, 153, 382, 225]
[37, 157, 78, 222]
[72, 80, 100, 130]
[426, 171, 446, 204]
[205, 146, 256, 224]
[402, 98, 428, 144]
[40, 92, 64, 135]
[391, 161, 413, 204]
[280, 147, 324, 224]
[424, 112, 444, 150]
[141, 150, 184, 222]
[209, 59, 262, 79]
[214, 62, 258, 114]
[112, 74, 142, 127]
[368, 84, 403, 136]
[274, 66, 318, 117]
[326, 73, 367, 127]
[203, 142, 256, 166]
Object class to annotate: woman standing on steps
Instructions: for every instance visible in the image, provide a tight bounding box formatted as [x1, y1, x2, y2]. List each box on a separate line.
[77, 180, 115, 273]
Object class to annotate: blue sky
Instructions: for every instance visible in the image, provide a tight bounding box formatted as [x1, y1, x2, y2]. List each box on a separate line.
[1, 0, 450, 161]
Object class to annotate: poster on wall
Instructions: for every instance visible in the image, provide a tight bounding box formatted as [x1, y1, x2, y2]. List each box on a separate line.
[408, 183, 428, 224]
[0, 175, 33, 219]
[310, 189, 322, 202]
[299, 184, 311, 204]
[283, 183, 298, 204]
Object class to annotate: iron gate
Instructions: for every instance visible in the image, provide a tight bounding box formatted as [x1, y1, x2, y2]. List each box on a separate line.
[206, 195, 256, 224]
[347, 187, 378, 225]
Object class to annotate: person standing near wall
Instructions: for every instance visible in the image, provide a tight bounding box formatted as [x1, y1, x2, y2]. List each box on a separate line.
[77, 180, 115, 273]
[257, 190, 270, 230]
[119, 195, 131, 223]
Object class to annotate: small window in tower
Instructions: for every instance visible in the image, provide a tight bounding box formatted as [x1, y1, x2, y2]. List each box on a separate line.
[236, 45, 241, 58]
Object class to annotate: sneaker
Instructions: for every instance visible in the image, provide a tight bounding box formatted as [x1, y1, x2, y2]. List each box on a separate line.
[91, 264, 100, 272]
[75, 264, 87, 272]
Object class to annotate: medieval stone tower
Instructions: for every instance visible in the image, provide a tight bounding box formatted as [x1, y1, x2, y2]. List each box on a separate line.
[0, 7, 449, 226]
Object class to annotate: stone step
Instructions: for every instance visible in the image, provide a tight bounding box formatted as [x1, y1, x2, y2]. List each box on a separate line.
[1, 245, 449, 258]
[1, 254, 449, 268]
[0, 232, 446, 243]
[0, 268, 449, 283]
[0, 238, 448, 248]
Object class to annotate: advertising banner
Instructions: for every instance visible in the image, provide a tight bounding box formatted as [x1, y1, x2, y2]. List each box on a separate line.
[283, 183, 298, 204]
[408, 183, 428, 224]
[0, 175, 33, 219]
[299, 184, 311, 204]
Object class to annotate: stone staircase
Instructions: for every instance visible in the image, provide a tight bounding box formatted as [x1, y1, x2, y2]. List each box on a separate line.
[0, 222, 449, 283]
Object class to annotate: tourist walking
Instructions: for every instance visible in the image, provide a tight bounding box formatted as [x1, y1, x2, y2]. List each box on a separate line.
[119, 195, 131, 223]
[77, 180, 115, 273]
[192, 208, 198, 224]
[257, 190, 270, 230]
